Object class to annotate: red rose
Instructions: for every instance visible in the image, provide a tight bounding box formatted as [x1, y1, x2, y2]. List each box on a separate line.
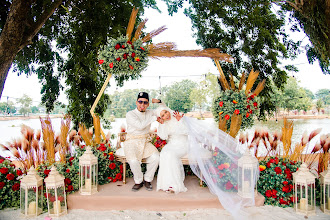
[253, 102, 258, 107]
[135, 58, 140, 62]
[64, 178, 71, 185]
[121, 45, 125, 49]
[67, 185, 73, 191]
[109, 163, 116, 170]
[219, 101, 223, 107]
[66, 169, 70, 173]
[0, 182, 5, 189]
[249, 109, 252, 114]
[44, 169, 50, 176]
[109, 155, 115, 161]
[284, 168, 291, 174]
[0, 159, 4, 163]
[0, 167, 9, 174]
[279, 198, 287, 205]
[113, 178, 118, 182]
[127, 41, 132, 45]
[283, 181, 288, 185]
[99, 146, 106, 152]
[12, 183, 20, 191]
[266, 162, 271, 168]
[58, 196, 64, 202]
[224, 114, 230, 120]
[269, 159, 275, 163]
[140, 46, 145, 51]
[129, 65, 133, 70]
[234, 109, 240, 115]
[246, 105, 250, 109]
[49, 195, 56, 202]
[274, 167, 282, 174]
[131, 45, 134, 49]
[98, 60, 104, 64]
[115, 44, 120, 50]
[123, 53, 128, 59]
[116, 57, 121, 62]
[103, 153, 107, 157]
[108, 177, 113, 182]
[271, 189, 277, 198]
[225, 181, 233, 190]
[16, 169, 23, 176]
[286, 173, 292, 180]
[109, 62, 114, 68]
[265, 190, 272, 197]
[6, 173, 15, 181]
[131, 52, 135, 58]
[246, 113, 250, 118]
[69, 157, 74, 162]
[116, 173, 122, 180]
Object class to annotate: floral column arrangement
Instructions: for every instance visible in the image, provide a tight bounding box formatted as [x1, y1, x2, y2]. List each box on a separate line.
[20, 166, 43, 217]
[44, 166, 67, 217]
[293, 163, 316, 216]
[238, 149, 259, 198]
[79, 146, 98, 195]
[320, 167, 330, 214]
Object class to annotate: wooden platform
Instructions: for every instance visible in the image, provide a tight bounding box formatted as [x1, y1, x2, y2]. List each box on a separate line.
[67, 176, 265, 211]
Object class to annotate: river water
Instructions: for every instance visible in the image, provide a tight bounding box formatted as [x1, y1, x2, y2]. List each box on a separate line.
[1, 117, 329, 157]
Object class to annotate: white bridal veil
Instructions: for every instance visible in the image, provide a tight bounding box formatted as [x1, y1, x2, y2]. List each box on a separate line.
[183, 116, 259, 219]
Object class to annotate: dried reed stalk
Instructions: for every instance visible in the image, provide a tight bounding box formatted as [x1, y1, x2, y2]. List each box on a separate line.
[238, 72, 246, 90]
[58, 117, 71, 163]
[40, 116, 55, 165]
[126, 7, 138, 40]
[229, 113, 242, 138]
[142, 25, 167, 42]
[290, 143, 305, 161]
[251, 79, 266, 96]
[218, 115, 227, 132]
[282, 118, 293, 158]
[214, 59, 230, 90]
[245, 69, 260, 95]
[79, 124, 93, 146]
[93, 114, 101, 145]
[132, 18, 148, 42]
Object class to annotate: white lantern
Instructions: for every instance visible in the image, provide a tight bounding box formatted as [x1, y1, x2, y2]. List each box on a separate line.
[293, 163, 316, 216]
[20, 166, 43, 217]
[44, 166, 67, 217]
[79, 146, 98, 195]
[320, 168, 330, 214]
[238, 149, 258, 198]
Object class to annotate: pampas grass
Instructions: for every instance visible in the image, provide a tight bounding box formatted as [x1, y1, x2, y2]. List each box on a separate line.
[132, 18, 148, 42]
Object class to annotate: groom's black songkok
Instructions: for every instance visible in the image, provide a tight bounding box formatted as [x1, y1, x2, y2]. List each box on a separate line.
[137, 92, 149, 101]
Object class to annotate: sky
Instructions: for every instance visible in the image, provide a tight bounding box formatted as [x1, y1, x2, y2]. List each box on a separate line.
[1, 1, 329, 106]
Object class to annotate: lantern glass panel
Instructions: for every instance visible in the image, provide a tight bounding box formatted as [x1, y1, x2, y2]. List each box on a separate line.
[326, 184, 330, 210]
[27, 187, 37, 215]
[238, 166, 243, 193]
[37, 185, 43, 212]
[243, 168, 252, 194]
[20, 188, 25, 215]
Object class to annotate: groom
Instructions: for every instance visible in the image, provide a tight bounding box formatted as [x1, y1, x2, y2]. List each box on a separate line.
[124, 92, 163, 191]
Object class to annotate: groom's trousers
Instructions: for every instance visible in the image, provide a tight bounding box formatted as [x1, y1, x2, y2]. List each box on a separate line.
[128, 152, 159, 184]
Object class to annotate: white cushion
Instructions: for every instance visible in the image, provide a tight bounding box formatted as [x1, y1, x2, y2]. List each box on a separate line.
[115, 148, 125, 157]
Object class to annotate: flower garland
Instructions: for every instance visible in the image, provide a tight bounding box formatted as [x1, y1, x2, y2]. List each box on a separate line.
[150, 135, 167, 152]
[212, 90, 260, 130]
[258, 157, 301, 207]
[98, 35, 148, 81]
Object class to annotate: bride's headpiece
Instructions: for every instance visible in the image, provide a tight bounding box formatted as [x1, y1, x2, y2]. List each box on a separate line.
[155, 106, 171, 117]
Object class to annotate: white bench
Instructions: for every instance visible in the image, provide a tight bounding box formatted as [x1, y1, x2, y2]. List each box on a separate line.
[114, 132, 211, 186]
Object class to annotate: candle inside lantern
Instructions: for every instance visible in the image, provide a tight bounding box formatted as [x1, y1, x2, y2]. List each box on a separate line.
[328, 197, 330, 210]
[53, 200, 61, 214]
[28, 201, 36, 215]
[300, 198, 307, 210]
[85, 178, 91, 189]
[243, 181, 250, 193]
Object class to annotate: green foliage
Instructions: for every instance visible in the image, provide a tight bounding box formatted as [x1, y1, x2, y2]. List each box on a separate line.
[163, 79, 197, 113]
[31, 106, 39, 113]
[316, 99, 324, 113]
[17, 94, 32, 116]
[0, 158, 22, 210]
[315, 89, 330, 105]
[258, 157, 301, 207]
[212, 90, 259, 130]
[98, 36, 149, 86]
[0, 101, 16, 114]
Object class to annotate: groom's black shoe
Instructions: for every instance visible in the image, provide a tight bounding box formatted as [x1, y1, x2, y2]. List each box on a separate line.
[144, 181, 153, 191]
[132, 182, 144, 192]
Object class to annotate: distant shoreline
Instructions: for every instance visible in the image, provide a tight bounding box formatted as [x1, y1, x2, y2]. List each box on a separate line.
[0, 114, 63, 121]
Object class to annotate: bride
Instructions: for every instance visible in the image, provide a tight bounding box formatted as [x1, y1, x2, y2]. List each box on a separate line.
[155, 105, 188, 194]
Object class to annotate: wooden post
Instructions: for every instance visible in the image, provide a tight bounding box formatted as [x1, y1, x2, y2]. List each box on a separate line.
[90, 74, 112, 140]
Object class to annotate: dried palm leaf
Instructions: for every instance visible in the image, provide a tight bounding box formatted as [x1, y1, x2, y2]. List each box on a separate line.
[142, 25, 167, 42]
[251, 79, 266, 96]
[238, 72, 246, 90]
[132, 18, 148, 42]
[218, 115, 227, 132]
[148, 42, 176, 51]
[79, 124, 93, 146]
[126, 7, 138, 40]
[229, 73, 236, 90]
[93, 114, 101, 145]
[40, 116, 55, 165]
[229, 113, 242, 138]
[214, 59, 230, 90]
[282, 118, 293, 158]
[245, 69, 260, 95]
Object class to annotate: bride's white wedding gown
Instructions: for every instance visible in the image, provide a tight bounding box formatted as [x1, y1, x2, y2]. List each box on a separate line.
[156, 116, 188, 193]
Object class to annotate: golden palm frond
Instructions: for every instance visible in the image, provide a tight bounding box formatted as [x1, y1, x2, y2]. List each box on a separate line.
[218, 115, 227, 132]
[214, 59, 230, 90]
[93, 114, 101, 145]
[132, 18, 148, 42]
[126, 7, 139, 40]
[142, 25, 167, 42]
[229, 73, 236, 90]
[148, 42, 177, 51]
[282, 118, 293, 158]
[40, 116, 55, 165]
[289, 143, 305, 161]
[229, 113, 242, 138]
[238, 72, 246, 90]
[251, 79, 266, 96]
[79, 124, 93, 146]
[245, 69, 260, 95]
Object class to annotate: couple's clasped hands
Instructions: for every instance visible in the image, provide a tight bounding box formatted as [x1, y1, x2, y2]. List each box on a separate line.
[157, 110, 184, 124]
